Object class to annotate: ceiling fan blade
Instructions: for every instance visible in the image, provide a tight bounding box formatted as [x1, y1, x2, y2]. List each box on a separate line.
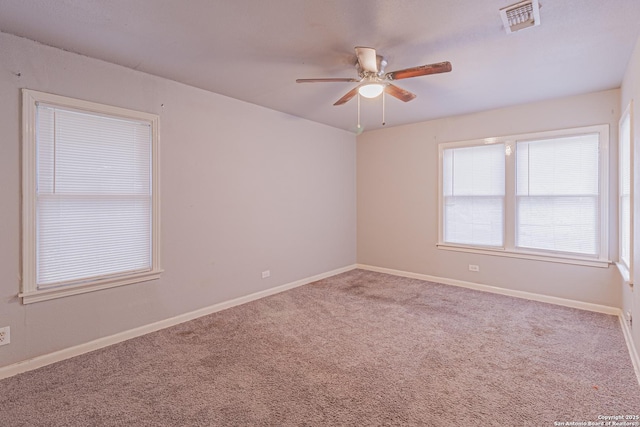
[334, 86, 361, 106]
[296, 78, 360, 83]
[355, 46, 378, 73]
[386, 61, 452, 80]
[384, 84, 416, 102]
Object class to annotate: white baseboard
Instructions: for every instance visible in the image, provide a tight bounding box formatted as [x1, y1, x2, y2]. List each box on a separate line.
[619, 313, 640, 387]
[357, 264, 620, 315]
[4, 263, 638, 387]
[0, 264, 357, 380]
[357, 263, 640, 386]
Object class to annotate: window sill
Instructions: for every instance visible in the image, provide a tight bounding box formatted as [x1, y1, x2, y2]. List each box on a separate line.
[436, 243, 610, 268]
[19, 270, 163, 304]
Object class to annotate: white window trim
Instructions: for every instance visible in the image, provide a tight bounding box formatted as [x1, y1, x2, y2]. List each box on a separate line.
[617, 100, 634, 284]
[437, 124, 610, 268]
[20, 89, 162, 304]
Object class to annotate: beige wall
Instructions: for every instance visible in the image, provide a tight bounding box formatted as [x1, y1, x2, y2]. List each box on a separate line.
[0, 33, 356, 368]
[357, 89, 622, 307]
[621, 34, 640, 357]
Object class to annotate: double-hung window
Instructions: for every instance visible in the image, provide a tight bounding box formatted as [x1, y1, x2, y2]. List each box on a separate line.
[438, 125, 609, 266]
[21, 90, 161, 303]
[442, 143, 505, 247]
[516, 134, 600, 255]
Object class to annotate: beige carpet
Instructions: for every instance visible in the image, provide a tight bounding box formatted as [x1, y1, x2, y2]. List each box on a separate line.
[1, 269, 639, 426]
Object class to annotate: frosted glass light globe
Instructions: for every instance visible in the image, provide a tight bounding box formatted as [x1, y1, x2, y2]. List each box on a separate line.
[358, 84, 384, 98]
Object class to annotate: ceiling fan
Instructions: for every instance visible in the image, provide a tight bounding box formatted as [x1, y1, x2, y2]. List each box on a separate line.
[296, 46, 452, 106]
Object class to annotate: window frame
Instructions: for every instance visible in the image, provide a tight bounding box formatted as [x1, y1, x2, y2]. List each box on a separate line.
[21, 89, 162, 304]
[618, 100, 634, 283]
[437, 124, 610, 268]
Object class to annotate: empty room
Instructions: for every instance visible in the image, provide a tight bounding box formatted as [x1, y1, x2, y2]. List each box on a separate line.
[1, 0, 640, 425]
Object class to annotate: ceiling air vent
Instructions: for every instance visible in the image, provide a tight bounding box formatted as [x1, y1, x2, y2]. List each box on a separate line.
[500, 0, 541, 34]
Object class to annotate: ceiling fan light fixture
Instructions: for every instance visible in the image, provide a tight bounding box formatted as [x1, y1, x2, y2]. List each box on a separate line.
[358, 83, 384, 98]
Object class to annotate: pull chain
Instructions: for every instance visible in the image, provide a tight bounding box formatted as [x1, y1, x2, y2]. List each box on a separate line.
[357, 93, 361, 131]
[382, 91, 386, 126]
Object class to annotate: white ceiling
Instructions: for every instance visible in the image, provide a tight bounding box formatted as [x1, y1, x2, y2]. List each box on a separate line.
[1, 0, 639, 132]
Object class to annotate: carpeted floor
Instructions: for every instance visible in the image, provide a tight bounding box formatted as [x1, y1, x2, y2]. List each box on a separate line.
[1, 269, 639, 426]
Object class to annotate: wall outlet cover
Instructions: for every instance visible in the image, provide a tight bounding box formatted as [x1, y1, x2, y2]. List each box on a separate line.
[0, 326, 10, 346]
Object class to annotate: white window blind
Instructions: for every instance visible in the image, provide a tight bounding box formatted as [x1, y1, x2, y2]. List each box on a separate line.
[36, 105, 152, 288]
[442, 144, 505, 247]
[516, 134, 600, 256]
[438, 124, 608, 267]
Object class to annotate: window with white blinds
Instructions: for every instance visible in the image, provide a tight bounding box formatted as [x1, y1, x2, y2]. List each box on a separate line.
[21, 89, 161, 303]
[438, 124, 609, 266]
[619, 101, 633, 278]
[516, 134, 600, 255]
[442, 144, 505, 247]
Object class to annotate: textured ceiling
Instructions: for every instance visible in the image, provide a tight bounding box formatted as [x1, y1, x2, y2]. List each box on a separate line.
[0, 0, 639, 132]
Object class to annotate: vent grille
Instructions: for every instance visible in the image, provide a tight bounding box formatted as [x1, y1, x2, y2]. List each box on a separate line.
[500, 0, 541, 34]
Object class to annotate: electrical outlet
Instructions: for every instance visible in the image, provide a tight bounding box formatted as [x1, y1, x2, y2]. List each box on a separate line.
[0, 326, 10, 346]
[261, 270, 271, 279]
[469, 264, 480, 272]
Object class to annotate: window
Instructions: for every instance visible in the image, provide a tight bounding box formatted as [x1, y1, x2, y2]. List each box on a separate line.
[619, 101, 634, 281]
[21, 89, 161, 303]
[516, 134, 600, 255]
[438, 125, 609, 267]
[442, 143, 505, 247]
